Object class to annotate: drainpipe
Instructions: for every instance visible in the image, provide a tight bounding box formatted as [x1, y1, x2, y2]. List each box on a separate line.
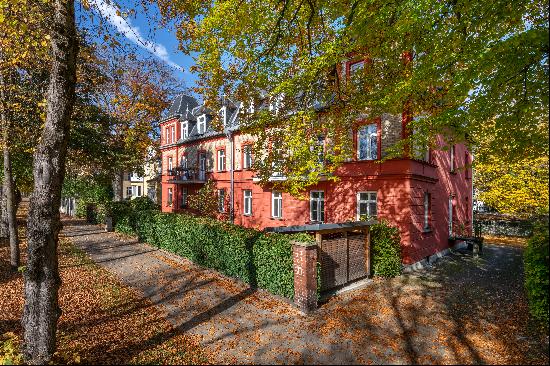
[225, 102, 241, 224]
[229, 131, 235, 224]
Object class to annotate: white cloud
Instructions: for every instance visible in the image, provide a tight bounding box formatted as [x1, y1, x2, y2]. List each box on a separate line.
[89, 0, 181, 70]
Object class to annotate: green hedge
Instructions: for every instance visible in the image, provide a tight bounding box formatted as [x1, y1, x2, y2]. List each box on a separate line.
[110, 206, 312, 300]
[524, 222, 549, 326]
[370, 220, 402, 277]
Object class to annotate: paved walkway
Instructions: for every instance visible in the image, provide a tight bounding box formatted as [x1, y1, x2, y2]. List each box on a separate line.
[61, 218, 546, 365]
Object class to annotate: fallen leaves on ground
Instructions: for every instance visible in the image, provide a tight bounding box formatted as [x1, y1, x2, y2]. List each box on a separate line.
[0, 206, 210, 365]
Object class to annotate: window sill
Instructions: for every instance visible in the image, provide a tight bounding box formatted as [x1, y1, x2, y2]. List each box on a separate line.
[422, 228, 433, 233]
[243, 213, 252, 217]
[270, 217, 283, 220]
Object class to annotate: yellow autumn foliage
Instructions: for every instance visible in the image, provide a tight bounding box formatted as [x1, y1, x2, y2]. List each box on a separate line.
[475, 155, 549, 218]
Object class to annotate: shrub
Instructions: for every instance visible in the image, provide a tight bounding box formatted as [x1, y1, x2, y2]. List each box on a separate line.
[524, 222, 549, 326]
[112, 208, 314, 300]
[130, 196, 160, 211]
[370, 220, 402, 277]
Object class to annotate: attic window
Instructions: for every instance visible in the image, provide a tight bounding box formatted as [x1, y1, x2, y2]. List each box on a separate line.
[197, 115, 206, 134]
[181, 121, 189, 139]
[219, 106, 227, 126]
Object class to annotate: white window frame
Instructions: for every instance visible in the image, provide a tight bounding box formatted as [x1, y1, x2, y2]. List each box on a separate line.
[272, 191, 283, 218]
[357, 191, 378, 220]
[449, 195, 454, 236]
[357, 123, 378, 161]
[199, 152, 206, 180]
[243, 145, 252, 169]
[217, 149, 226, 171]
[181, 121, 189, 139]
[450, 145, 455, 172]
[310, 191, 325, 223]
[126, 186, 133, 198]
[171, 125, 175, 143]
[197, 114, 207, 134]
[181, 187, 188, 208]
[218, 189, 226, 212]
[164, 127, 169, 145]
[167, 188, 173, 206]
[424, 192, 431, 230]
[180, 155, 187, 168]
[168, 157, 173, 172]
[219, 106, 227, 126]
[243, 190, 252, 216]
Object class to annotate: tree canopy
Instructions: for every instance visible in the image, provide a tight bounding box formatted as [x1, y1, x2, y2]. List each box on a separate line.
[154, 0, 549, 194]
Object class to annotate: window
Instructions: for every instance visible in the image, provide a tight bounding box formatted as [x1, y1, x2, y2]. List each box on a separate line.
[126, 186, 132, 198]
[243, 145, 252, 169]
[310, 191, 325, 222]
[181, 187, 188, 208]
[349, 61, 365, 78]
[465, 151, 470, 179]
[180, 155, 187, 168]
[199, 152, 206, 180]
[181, 121, 188, 139]
[357, 192, 377, 219]
[448, 195, 454, 236]
[219, 106, 226, 126]
[243, 190, 252, 216]
[167, 188, 173, 206]
[358, 124, 378, 160]
[272, 191, 283, 218]
[127, 172, 132, 180]
[450, 145, 455, 172]
[164, 127, 168, 144]
[197, 114, 206, 134]
[171, 125, 175, 143]
[217, 149, 226, 171]
[424, 192, 431, 230]
[168, 157, 173, 172]
[218, 189, 226, 212]
[132, 185, 142, 197]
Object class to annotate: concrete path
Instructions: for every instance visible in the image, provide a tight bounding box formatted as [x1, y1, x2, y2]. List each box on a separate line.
[61, 218, 545, 365]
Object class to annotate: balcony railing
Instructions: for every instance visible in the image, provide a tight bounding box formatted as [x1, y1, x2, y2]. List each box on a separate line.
[166, 167, 207, 183]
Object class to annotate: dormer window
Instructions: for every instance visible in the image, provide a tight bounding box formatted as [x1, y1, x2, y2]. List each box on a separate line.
[248, 100, 255, 114]
[197, 114, 206, 134]
[219, 106, 227, 126]
[181, 121, 189, 139]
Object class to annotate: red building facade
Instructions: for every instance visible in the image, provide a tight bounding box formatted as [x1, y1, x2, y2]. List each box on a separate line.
[159, 94, 472, 265]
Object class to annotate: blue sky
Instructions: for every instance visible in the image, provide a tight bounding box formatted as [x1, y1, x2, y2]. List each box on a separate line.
[76, 0, 198, 92]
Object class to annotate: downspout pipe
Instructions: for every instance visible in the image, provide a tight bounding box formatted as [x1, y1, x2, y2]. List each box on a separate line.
[225, 102, 241, 224]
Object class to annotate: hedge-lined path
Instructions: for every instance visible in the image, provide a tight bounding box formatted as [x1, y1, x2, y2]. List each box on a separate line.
[61, 217, 549, 365]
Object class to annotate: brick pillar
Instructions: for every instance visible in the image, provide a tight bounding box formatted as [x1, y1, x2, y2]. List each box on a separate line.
[292, 241, 318, 313]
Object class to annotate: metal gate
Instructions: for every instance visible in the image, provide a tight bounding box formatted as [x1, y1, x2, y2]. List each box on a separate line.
[318, 230, 370, 292]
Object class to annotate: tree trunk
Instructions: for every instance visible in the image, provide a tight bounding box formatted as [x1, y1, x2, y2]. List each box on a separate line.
[22, 0, 78, 364]
[0, 55, 10, 240]
[3, 145, 19, 269]
[0, 186, 7, 238]
[112, 171, 123, 201]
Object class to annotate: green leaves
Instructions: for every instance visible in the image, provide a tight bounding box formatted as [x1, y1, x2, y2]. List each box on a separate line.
[156, 0, 548, 196]
[110, 205, 311, 300]
[524, 222, 549, 327]
[370, 220, 402, 278]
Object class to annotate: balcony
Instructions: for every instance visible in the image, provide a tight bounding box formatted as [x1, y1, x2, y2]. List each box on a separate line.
[166, 167, 208, 184]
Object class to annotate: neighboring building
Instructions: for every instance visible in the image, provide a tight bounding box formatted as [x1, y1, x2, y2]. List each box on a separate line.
[159, 71, 473, 266]
[122, 171, 146, 200]
[122, 149, 162, 203]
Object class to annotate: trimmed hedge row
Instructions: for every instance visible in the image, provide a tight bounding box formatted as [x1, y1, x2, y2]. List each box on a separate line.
[109, 202, 312, 300]
[524, 222, 549, 326]
[370, 220, 402, 278]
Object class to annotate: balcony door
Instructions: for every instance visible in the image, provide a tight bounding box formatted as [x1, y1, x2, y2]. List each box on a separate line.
[199, 153, 206, 180]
